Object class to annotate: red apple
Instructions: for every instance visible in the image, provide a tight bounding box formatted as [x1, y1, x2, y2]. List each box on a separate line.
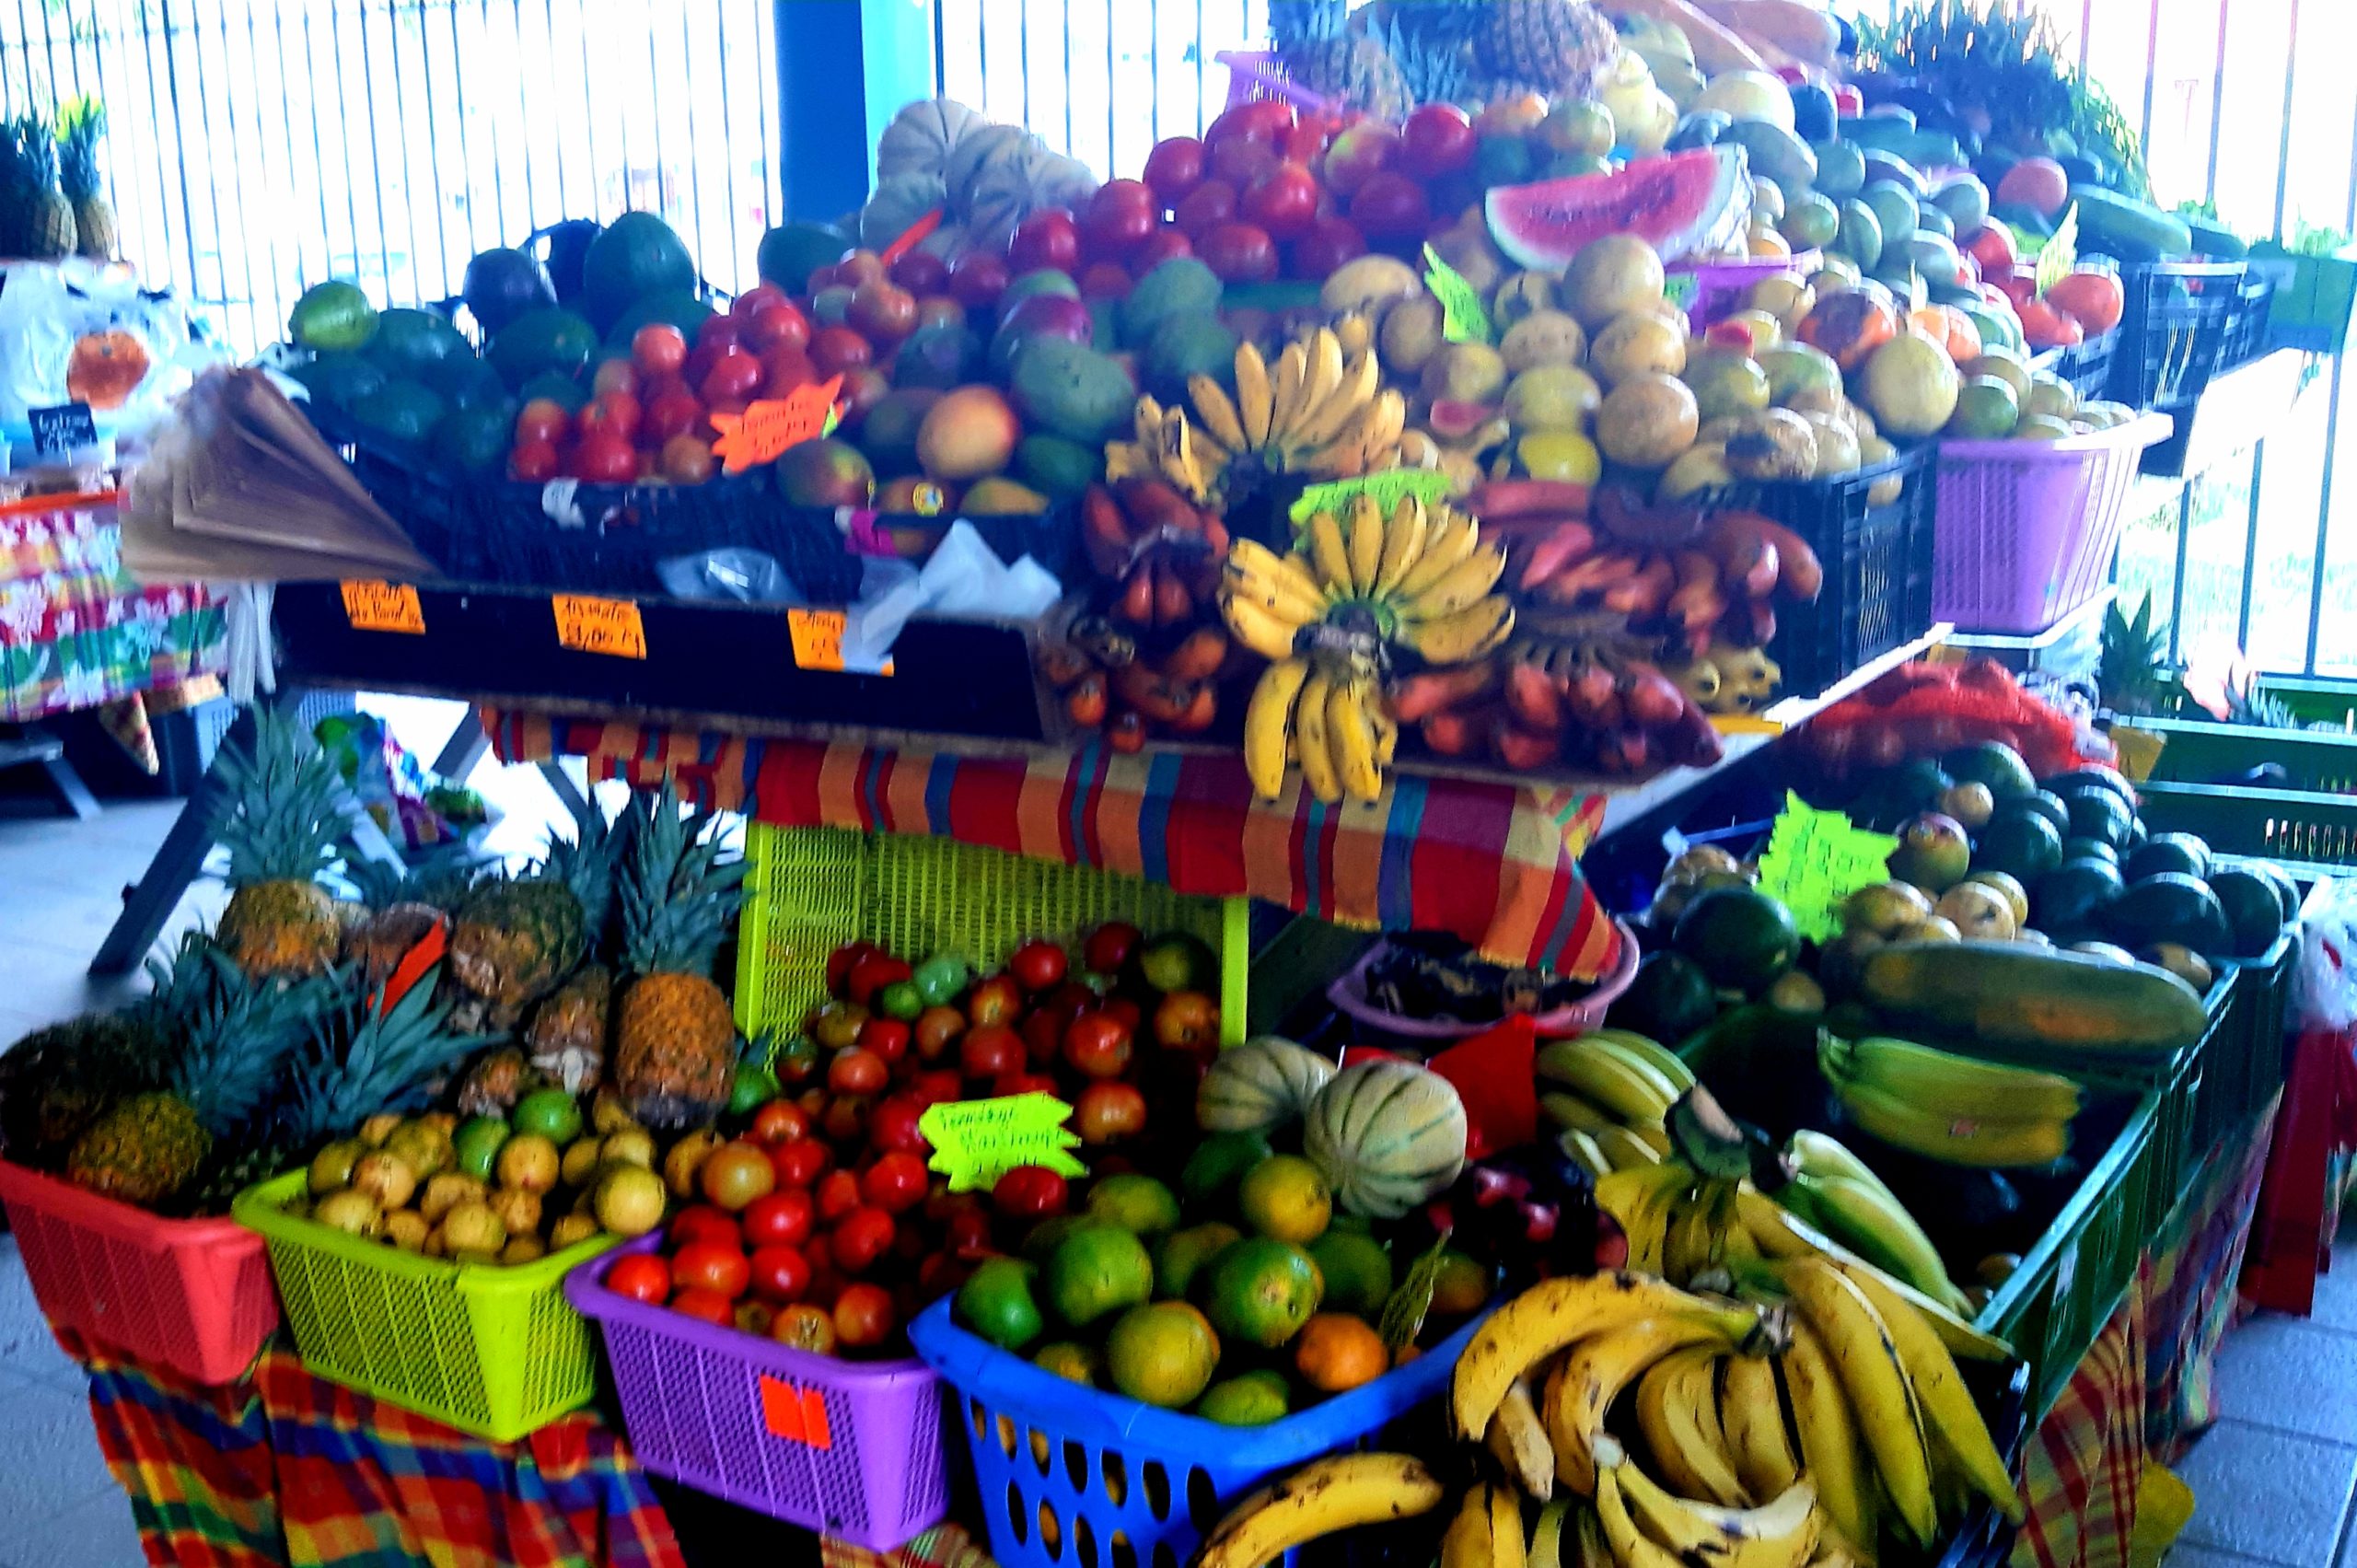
[1141, 137, 1206, 206]
[1321, 122, 1399, 197]
[1008, 209, 1081, 273]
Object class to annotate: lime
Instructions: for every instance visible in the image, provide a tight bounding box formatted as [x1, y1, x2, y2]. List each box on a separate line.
[1204, 1237, 1323, 1348]
[956, 1257, 1045, 1351]
[1155, 1221, 1242, 1300]
[1086, 1174, 1182, 1237]
[1042, 1223, 1155, 1328]
[1180, 1132, 1271, 1208]
[452, 1117, 509, 1181]
[1195, 1369, 1293, 1425]
[1032, 1341, 1102, 1386]
[913, 955, 970, 1007]
[877, 981, 924, 1022]
[1306, 1229, 1394, 1316]
[1237, 1155, 1333, 1245]
[1104, 1302, 1221, 1408]
[290, 280, 377, 352]
[1946, 375, 2020, 439]
[512, 1088, 584, 1144]
[728, 1062, 781, 1117]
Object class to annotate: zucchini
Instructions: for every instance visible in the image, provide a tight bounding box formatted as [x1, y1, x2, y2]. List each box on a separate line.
[1858, 940, 2209, 1058]
[2071, 186, 2194, 261]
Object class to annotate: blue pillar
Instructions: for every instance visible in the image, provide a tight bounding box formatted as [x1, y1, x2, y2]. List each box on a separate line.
[775, 0, 940, 223]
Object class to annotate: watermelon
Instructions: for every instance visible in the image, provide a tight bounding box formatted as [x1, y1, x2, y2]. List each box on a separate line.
[1196, 1037, 1337, 1134]
[1302, 1060, 1469, 1219]
[1486, 147, 1754, 269]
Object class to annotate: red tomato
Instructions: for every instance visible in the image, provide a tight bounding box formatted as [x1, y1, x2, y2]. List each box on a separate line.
[809, 325, 875, 377]
[642, 389, 705, 445]
[1132, 228, 1194, 272]
[992, 1070, 1060, 1098]
[1243, 163, 1320, 241]
[967, 974, 1022, 1028]
[912, 1005, 966, 1061]
[1205, 99, 1295, 150]
[868, 1095, 931, 1156]
[855, 1017, 911, 1065]
[1096, 994, 1143, 1037]
[821, 1093, 873, 1144]
[700, 347, 763, 405]
[1210, 134, 1281, 190]
[772, 1302, 837, 1353]
[830, 1206, 897, 1273]
[1008, 938, 1068, 993]
[942, 1206, 994, 1259]
[910, 1069, 964, 1107]
[578, 389, 642, 443]
[509, 437, 562, 482]
[1322, 122, 1399, 197]
[697, 313, 745, 349]
[1349, 171, 1431, 239]
[742, 1189, 815, 1249]
[750, 1099, 810, 1146]
[671, 1241, 751, 1300]
[846, 954, 912, 1007]
[992, 1165, 1068, 1219]
[1964, 223, 2019, 273]
[1173, 179, 1238, 239]
[862, 1151, 931, 1214]
[959, 1023, 1026, 1081]
[700, 1142, 777, 1212]
[1292, 216, 1368, 280]
[661, 435, 716, 484]
[1019, 1005, 1065, 1067]
[1153, 990, 1219, 1053]
[828, 1048, 889, 1097]
[607, 1253, 671, 1305]
[1083, 921, 1142, 976]
[1085, 181, 1159, 258]
[1063, 1012, 1134, 1079]
[732, 282, 788, 318]
[514, 398, 571, 446]
[827, 941, 880, 993]
[769, 1138, 830, 1188]
[761, 346, 819, 397]
[571, 431, 639, 484]
[749, 1243, 814, 1305]
[2047, 270, 2125, 335]
[1197, 221, 1280, 284]
[1400, 103, 1476, 178]
[744, 301, 813, 354]
[669, 1204, 741, 1250]
[591, 357, 638, 398]
[1074, 1080, 1147, 1144]
[1007, 209, 1081, 273]
[815, 1168, 864, 1222]
[1142, 137, 1206, 205]
[833, 1283, 896, 1351]
[668, 1287, 737, 1329]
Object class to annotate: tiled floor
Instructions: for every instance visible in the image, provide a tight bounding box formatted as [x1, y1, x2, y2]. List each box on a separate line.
[0, 697, 2351, 1565]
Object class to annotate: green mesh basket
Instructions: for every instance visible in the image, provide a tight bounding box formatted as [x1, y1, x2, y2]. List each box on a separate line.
[234, 1171, 619, 1441]
[735, 825, 1250, 1049]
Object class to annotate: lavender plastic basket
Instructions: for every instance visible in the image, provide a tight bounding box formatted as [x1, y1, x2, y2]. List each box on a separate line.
[1932, 411, 2174, 635]
[1326, 919, 1642, 1046]
[1667, 254, 1821, 332]
[566, 1237, 947, 1550]
[1215, 50, 1329, 113]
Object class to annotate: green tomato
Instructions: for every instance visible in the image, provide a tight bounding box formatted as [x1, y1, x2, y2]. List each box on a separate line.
[728, 1061, 782, 1116]
[877, 980, 926, 1021]
[913, 954, 971, 1007]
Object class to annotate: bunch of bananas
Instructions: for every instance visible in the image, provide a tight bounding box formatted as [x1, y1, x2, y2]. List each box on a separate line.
[1780, 1129, 1975, 1316]
[1105, 327, 1407, 507]
[1819, 1034, 2081, 1171]
[1226, 494, 1515, 803]
[1537, 1031, 1694, 1179]
[1192, 1453, 1447, 1568]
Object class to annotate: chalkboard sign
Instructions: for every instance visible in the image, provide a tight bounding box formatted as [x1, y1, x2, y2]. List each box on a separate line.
[27, 402, 96, 456]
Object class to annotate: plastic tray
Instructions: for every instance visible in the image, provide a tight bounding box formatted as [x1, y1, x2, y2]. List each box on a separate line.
[2132, 712, 2357, 877]
[1324, 918, 1642, 1045]
[0, 1159, 278, 1384]
[567, 1235, 946, 1549]
[735, 824, 1250, 1049]
[233, 1170, 618, 1441]
[1747, 443, 1937, 697]
[908, 1295, 1483, 1568]
[1931, 411, 2174, 634]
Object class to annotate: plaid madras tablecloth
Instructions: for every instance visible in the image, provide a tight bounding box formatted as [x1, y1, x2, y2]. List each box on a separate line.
[2013, 1283, 2148, 1568]
[482, 714, 1623, 978]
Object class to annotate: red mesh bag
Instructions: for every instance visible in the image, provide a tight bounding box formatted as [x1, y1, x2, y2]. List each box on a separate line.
[1795, 657, 2110, 784]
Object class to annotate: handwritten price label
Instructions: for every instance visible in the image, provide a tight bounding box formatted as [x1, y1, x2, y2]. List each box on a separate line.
[552, 594, 648, 659]
[1289, 467, 1456, 527]
[710, 377, 846, 474]
[920, 1092, 1087, 1192]
[1423, 244, 1493, 345]
[1753, 791, 1899, 943]
[339, 579, 425, 634]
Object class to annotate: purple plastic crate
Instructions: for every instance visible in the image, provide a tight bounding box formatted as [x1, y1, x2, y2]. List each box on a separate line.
[1667, 254, 1821, 332]
[1933, 411, 2174, 635]
[566, 1237, 947, 1550]
[1215, 50, 1330, 113]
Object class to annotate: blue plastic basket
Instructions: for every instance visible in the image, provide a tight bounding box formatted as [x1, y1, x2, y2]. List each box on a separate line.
[907, 1297, 1485, 1568]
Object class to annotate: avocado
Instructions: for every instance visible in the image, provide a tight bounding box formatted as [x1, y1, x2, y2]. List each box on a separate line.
[287, 352, 385, 411]
[1009, 337, 1135, 445]
[1119, 257, 1224, 349]
[1144, 312, 1243, 402]
[1943, 741, 2036, 799]
[2042, 766, 2137, 806]
[2061, 838, 2119, 866]
[1013, 434, 1100, 500]
[2107, 872, 2232, 958]
[2032, 857, 2125, 944]
[2208, 867, 2289, 958]
[2064, 789, 2134, 850]
[1974, 812, 2065, 885]
[1608, 951, 1721, 1045]
[893, 323, 984, 389]
[2125, 832, 2212, 883]
[1724, 120, 1817, 188]
[1997, 790, 2071, 837]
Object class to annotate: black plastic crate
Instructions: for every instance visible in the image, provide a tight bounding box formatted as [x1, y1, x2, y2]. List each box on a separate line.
[1747, 443, 1937, 697]
[303, 401, 484, 579]
[2035, 331, 2118, 404]
[2104, 260, 2250, 411]
[2222, 269, 2277, 375]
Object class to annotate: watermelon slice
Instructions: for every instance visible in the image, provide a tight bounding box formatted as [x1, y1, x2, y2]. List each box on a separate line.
[1487, 148, 1755, 269]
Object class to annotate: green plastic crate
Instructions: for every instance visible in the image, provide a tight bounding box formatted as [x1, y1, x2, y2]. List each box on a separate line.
[2128, 701, 2357, 877]
[233, 1171, 619, 1441]
[735, 825, 1250, 1049]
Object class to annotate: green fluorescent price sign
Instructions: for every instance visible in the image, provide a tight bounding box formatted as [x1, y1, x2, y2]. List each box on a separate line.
[1752, 791, 1900, 943]
[919, 1092, 1087, 1192]
[1424, 243, 1493, 345]
[1289, 467, 1456, 527]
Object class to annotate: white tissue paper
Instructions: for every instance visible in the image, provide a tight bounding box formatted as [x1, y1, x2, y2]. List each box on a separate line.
[839, 520, 1061, 671]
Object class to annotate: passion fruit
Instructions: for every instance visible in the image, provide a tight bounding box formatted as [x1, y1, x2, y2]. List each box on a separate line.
[1562, 234, 1668, 330]
[1596, 372, 1700, 469]
[1588, 312, 1687, 386]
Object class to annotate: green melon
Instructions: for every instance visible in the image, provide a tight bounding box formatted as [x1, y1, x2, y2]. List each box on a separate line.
[1195, 1038, 1337, 1134]
[1300, 1060, 1468, 1219]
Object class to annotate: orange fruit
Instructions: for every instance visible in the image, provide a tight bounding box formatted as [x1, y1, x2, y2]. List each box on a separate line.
[1204, 1237, 1324, 1348]
[1237, 1155, 1332, 1244]
[1105, 1302, 1221, 1408]
[1429, 1250, 1493, 1317]
[1295, 1313, 1388, 1393]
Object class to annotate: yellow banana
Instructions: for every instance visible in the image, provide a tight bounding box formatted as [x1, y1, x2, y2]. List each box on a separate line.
[1307, 509, 1356, 593]
[1235, 342, 1273, 447]
[1721, 1353, 1803, 1502]
[1789, 1173, 1971, 1317]
[1829, 1080, 2071, 1168]
[1230, 538, 1335, 614]
[1221, 557, 1328, 627]
[1242, 656, 1311, 801]
[1401, 597, 1515, 665]
[1663, 1184, 1736, 1284]
[1188, 373, 1249, 455]
[1295, 344, 1377, 452]
[1397, 509, 1480, 598]
[1223, 592, 1308, 663]
[1370, 702, 1397, 768]
[1345, 493, 1387, 593]
[1779, 1318, 1879, 1562]
[1585, 1029, 1700, 1094]
[1195, 1453, 1447, 1568]
[1569, 1504, 1616, 1568]
[1595, 1454, 1685, 1568]
[1451, 1272, 1759, 1443]
[1529, 1500, 1569, 1568]
[1607, 1437, 1820, 1568]
[1295, 665, 1342, 805]
[1292, 330, 1345, 443]
[1597, 1125, 1668, 1174]
[1269, 340, 1310, 444]
[1359, 389, 1408, 470]
[1633, 1349, 1751, 1508]
[1735, 1189, 2011, 1365]
[1780, 1260, 1936, 1547]
[1833, 1262, 2025, 1524]
[1596, 1163, 1690, 1275]
[1540, 1089, 1625, 1137]
[1442, 1482, 1527, 1568]
[1537, 1040, 1678, 1125]
[1333, 312, 1374, 358]
[1375, 496, 1430, 597]
[1559, 1128, 1614, 1181]
[1487, 1375, 1556, 1502]
[1133, 394, 1167, 449]
[1818, 1035, 2082, 1125]
[1400, 543, 1510, 621]
[1327, 675, 1385, 804]
[1543, 1314, 1747, 1496]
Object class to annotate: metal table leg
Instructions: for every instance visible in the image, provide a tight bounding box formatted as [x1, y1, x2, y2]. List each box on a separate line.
[88, 705, 250, 976]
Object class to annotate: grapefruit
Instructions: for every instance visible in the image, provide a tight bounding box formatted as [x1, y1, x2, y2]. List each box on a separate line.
[1861, 331, 1960, 437]
[1042, 1223, 1155, 1328]
[1596, 373, 1700, 468]
[1562, 234, 1669, 329]
[1237, 1155, 1332, 1244]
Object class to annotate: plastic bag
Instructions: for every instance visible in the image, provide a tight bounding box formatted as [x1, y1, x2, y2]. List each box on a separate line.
[0, 261, 219, 448]
[2294, 877, 2357, 1032]
[314, 711, 494, 854]
[840, 519, 1061, 669]
[656, 548, 806, 605]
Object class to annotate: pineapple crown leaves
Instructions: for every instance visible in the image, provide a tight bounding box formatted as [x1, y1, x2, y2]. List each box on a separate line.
[280, 964, 493, 1150]
[537, 786, 629, 946]
[343, 845, 486, 913]
[1267, 0, 1354, 47]
[208, 705, 357, 890]
[3, 114, 58, 192]
[53, 96, 101, 200]
[619, 786, 748, 982]
[144, 932, 342, 1136]
[2098, 591, 2177, 716]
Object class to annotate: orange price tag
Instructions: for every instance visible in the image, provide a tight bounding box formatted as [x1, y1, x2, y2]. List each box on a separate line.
[758, 1376, 834, 1449]
[340, 579, 425, 634]
[784, 606, 892, 677]
[552, 594, 647, 659]
[710, 377, 845, 474]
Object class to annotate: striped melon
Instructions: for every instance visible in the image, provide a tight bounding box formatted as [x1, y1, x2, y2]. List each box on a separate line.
[1196, 1037, 1337, 1134]
[1302, 1061, 1469, 1219]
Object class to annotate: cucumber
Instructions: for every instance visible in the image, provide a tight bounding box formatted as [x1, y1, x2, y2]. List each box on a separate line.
[2072, 186, 2194, 261]
[1858, 940, 2209, 1058]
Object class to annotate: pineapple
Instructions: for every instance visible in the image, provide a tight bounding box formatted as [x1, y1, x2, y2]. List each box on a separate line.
[211, 707, 354, 981]
[611, 790, 748, 1130]
[2098, 592, 2177, 716]
[444, 877, 586, 1029]
[343, 902, 447, 988]
[263, 965, 492, 1177]
[525, 963, 612, 1093]
[1475, 0, 1618, 98]
[454, 1044, 549, 1117]
[4, 113, 75, 259]
[0, 1010, 161, 1164]
[1271, 1, 1416, 121]
[55, 97, 111, 261]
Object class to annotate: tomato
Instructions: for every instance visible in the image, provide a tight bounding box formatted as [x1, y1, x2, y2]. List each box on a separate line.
[749, 1243, 814, 1305]
[697, 313, 745, 349]
[862, 1151, 931, 1214]
[827, 1047, 889, 1097]
[742, 301, 812, 354]
[828, 941, 881, 994]
[509, 437, 562, 482]
[1074, 1079, 1147, 1144]
[2047, 270, 2125, 334]
[821, 1093, 872, 1144]
[672, 1241, 751, 1300]
[992, 1070, 1059, 1098]
[1142, 137, 1206, 206]
[1062, 1012, 1134, 1079]
[1083, 922, 1142, 977]
[875, 981, 924, 1023]
[1173, 179, 1238, 239]
[1019, 1005, 1066, 1066]
[772, 1302, 837, 1353]
[668, 1287, 737, 1329]
[1243, 163, 1321, 241]
[1097, 994, 1142, 1036]
[1283, 110, 1341, 165]
[959, 1023, 1025, 1081]
[815, 1167, 864, 1222]
[912, 1005, 966, 1061]
[699, 1141, 777, 1212]
[867, 1094, 930, 1156]
[1292, 216, 1368, 280]
[772, 1035, 821, 1086]
[578, 389, 641, 443]
[1085, 180, 1159, 258]
[1197, 222, 1279, 284]
[942, 1205, 995, 1259]
[833, 1283, 896, 1351]
[1321, 122, 1399, 198]
[846, 953, 912, 1007]
[1210, 134, 1281, 191]
[514, 398, 571, 446]
[642, 389, 705, 445]
[967, 974, 1022, 1028]
[659, 434, 715, 485]
[1400, 103, 1477, 178]
[846, 283, 918, 344]
[735, 1300, 777, 1338]
[1964, 222, 2019, 273]
[742, 1189, 815, 1249]
[770, 1137, 830, 1188]
[1132, 228, 1193, 272]
[732, 282, 788, 319]
[591, 356, 638, 398]
[947, 250, 1011, 309]
[571, 431, 639, 484]
[830, 1206, 897, 1273]
[630, 322, 690, 377]
[669, 1204, 741, 1250]
[761, 346, 819, 397]
[992, 1164, 1068, 1219]
[1153, 990, 1219, 1053]
[700, 347, 763, 405]
[810, 325, 876, 377]
[607, 1253, 671, 1305]
[1349, 172, 1432, 239]
[1205, 99, 1295, 150]
[834, 250, 887, 289]
[910, 1068, 964, 1107]
[1007, 209, 1081, 273]
[750, 1098, 809, 1147]
[1008, 939, 1068, 993]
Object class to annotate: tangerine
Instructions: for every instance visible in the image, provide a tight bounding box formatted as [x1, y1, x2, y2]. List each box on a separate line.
[1294, 1313, 1388, 1393]
[1237, 1155, 1332, 1244]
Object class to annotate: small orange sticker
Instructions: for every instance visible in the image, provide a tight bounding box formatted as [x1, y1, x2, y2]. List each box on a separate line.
[552, 594, 647, 659]
[340, 580, 425, 634]
[710, 377, 845, 473]
[758, 1376, 833, 1449]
